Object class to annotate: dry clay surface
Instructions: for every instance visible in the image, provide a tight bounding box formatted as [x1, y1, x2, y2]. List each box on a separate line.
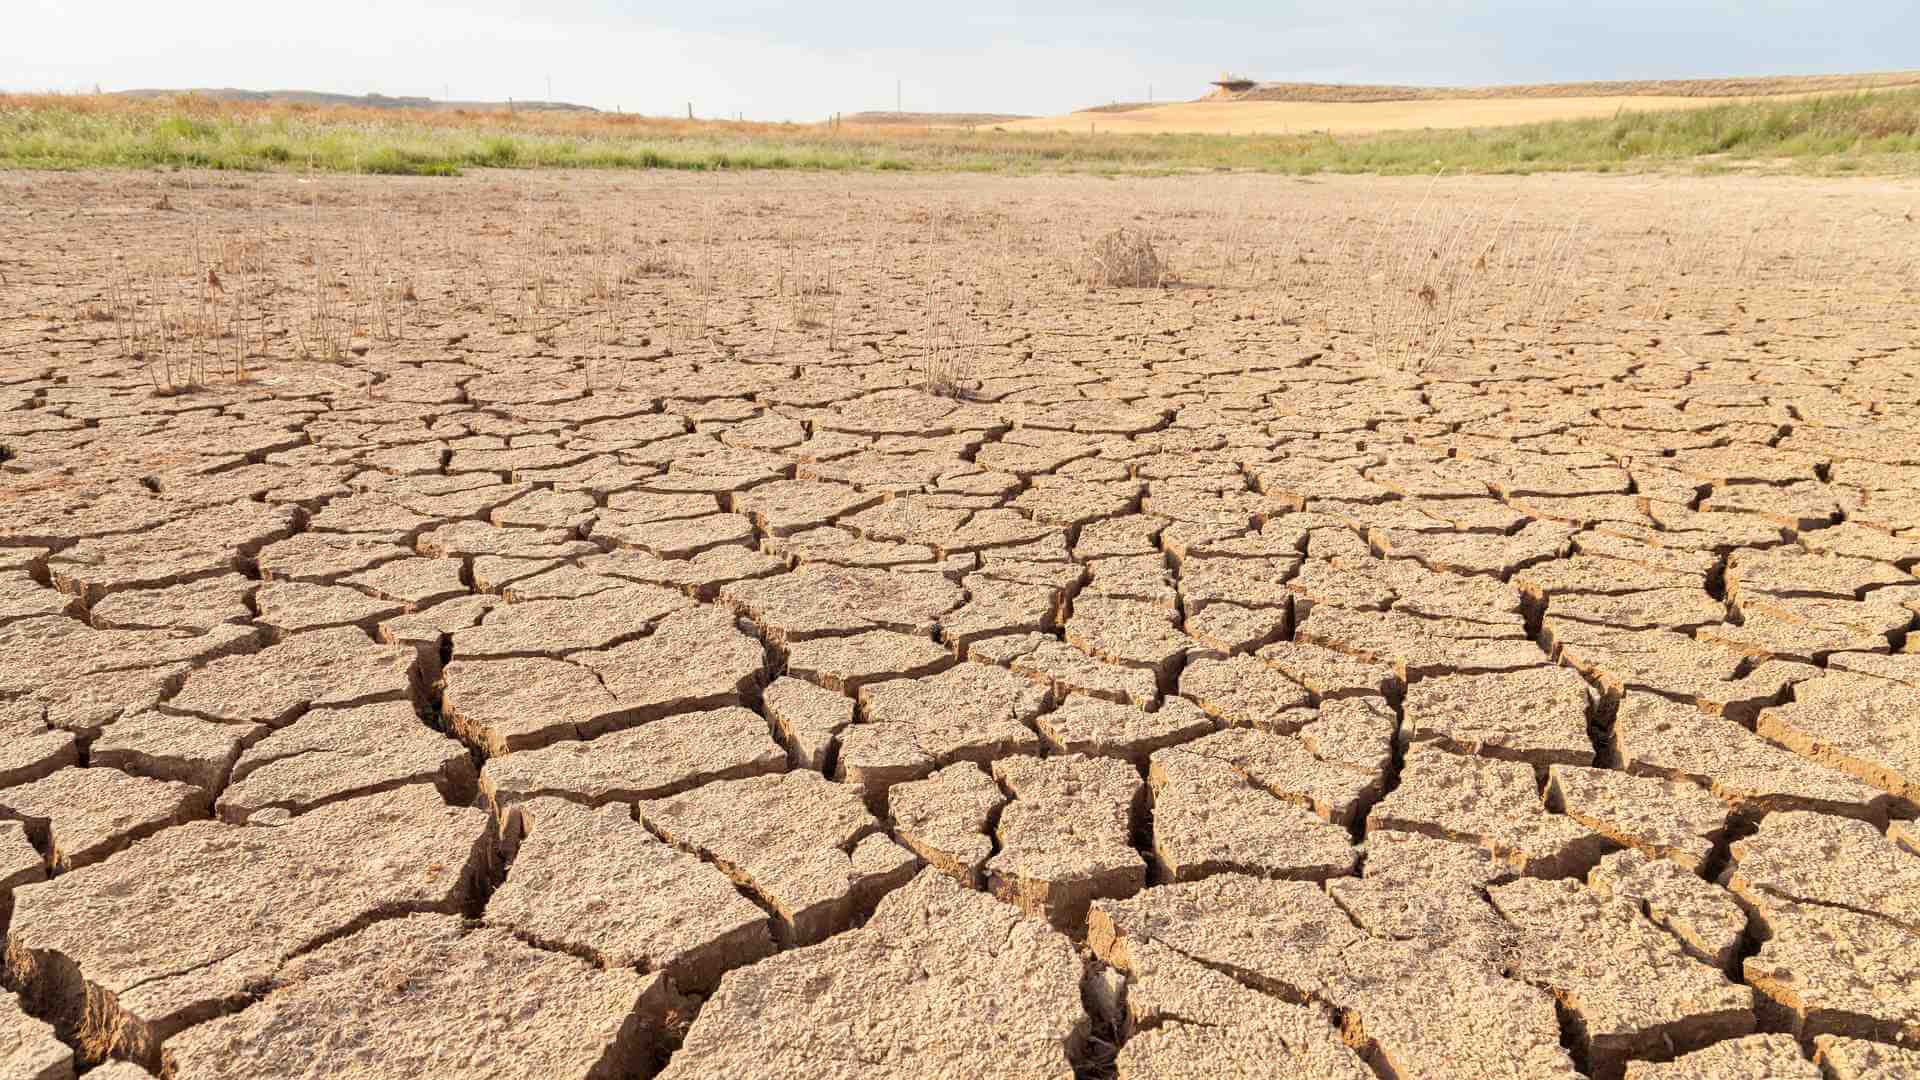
[1, 168, 1919, 1078]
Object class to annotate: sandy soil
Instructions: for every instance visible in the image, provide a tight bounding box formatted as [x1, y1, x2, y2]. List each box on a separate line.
[0, 168, 1918, 1078]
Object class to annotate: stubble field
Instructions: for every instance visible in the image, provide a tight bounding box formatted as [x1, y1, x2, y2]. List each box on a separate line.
[1006, 91, 1894, 136]
[2, 167, 1920, 1079]
[1009, 70, 1920, 137]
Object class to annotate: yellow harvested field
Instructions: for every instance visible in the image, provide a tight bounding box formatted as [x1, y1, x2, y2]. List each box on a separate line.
[1008, 91, 1860, 136]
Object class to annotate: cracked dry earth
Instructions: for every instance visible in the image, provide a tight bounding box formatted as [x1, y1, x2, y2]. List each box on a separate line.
[2, 168, 1920, 1080]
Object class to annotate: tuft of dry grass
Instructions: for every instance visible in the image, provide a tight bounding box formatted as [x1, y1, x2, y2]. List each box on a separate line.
[1079, 228, 1169, 289]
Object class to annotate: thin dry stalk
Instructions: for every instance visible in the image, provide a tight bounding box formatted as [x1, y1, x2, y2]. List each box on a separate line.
[918, 286, 975, 398]
[1516, 217, 1591, 344]
[1352, 180, 1504, 371]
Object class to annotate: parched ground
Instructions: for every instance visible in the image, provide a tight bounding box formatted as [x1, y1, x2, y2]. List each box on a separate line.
[1, 167, 1919, 1079]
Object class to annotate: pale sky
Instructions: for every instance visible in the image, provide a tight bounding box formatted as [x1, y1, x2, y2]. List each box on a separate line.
[10, 1, 1916, 121]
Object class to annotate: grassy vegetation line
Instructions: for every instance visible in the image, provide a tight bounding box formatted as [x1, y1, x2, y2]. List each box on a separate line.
[2, 89, 1917, 176]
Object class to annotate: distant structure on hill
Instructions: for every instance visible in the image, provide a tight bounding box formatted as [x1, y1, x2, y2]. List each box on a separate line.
[1209, 73, 1257, 94]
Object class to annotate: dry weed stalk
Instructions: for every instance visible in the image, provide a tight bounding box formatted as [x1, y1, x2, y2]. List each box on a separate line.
[693, 198, 717, 296]
[294, 259, 352, 364]
[105, 255, 179, 388]
[1351, 188, 1510, 372]
[1218, 191, 1254, 275]
[1513, 217, 1591, 343]
[918, 287, 976, 398]
[294, 205, 348, 364]
[1312, 177, 1608, 372]
[107, 247, 225, 393]
[352, 209, 410, 344]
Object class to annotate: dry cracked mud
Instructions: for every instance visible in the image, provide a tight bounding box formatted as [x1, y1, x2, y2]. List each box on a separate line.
[2, 167, 1917, 1076]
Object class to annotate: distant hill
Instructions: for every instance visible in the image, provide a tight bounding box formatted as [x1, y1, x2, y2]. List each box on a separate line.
[114, 88, 597, 113]
[840, 111, 1031, 127]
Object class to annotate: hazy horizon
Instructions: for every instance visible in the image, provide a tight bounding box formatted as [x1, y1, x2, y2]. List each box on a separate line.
[12, 0, 1918, 121]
